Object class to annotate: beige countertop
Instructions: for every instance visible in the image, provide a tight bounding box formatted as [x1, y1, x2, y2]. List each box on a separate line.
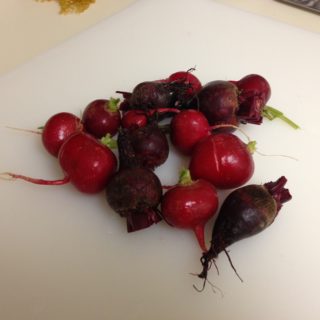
[0, 0, 319, 76]
[215, 0, 320, 33]
[0, 0, 136, 75]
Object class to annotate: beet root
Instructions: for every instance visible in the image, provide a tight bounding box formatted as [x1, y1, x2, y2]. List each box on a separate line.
[198, 176, 292, 282]
[106, 167, 163, 232]
[117, 79, 195, 115]
[117, 123, 169, 170]
[193, 80, 239, 129]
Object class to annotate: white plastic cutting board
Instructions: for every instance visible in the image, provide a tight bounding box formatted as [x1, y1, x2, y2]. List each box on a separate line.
[0, 0, 319, 319]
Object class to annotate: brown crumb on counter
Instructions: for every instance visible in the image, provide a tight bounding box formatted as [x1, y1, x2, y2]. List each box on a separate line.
[37, 0, 96, 14]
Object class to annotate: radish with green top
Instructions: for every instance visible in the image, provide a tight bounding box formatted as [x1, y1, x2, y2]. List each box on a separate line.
[232, 74, 299, 129]
[189, 132, 255, 189]
[161, 169, 219, 252]
[82, 98, 121, 138]
[41, 112, 83, 157]
[2, 132, 118, 194]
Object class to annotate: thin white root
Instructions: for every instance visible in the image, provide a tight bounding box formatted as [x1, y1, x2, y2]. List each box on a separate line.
[0, 172, 15, 181]
[5, 126, 41, 134]
[255, 150, 299, 161]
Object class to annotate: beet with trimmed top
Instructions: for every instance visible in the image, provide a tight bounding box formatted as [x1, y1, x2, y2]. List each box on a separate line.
[198, 176, 292, 282]
[106, 167, 162, 232]
[194, 80, 239, 129]
[117, 122, 169, 170]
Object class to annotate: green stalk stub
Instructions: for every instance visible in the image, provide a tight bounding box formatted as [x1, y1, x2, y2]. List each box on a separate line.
[262, 106, 300, 129]
[108, 98, 120, 112]
[247, 140, 257, 154]
[178, 168, 193, 186]
[100, 133, 117, 149]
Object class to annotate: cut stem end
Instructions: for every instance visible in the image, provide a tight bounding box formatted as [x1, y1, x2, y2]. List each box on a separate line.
[263, 106, 300, 129]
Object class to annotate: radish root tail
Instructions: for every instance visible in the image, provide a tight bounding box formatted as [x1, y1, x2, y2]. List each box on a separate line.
[223, 249, 243, 282]
[0, 172, 16, 181]
[191, 273, 224, 297]
[0, 172, 71, 186]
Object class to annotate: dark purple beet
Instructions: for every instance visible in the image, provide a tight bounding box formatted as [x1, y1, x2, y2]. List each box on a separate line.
[106, 167, 162, 232]
[105, 121, 167, 232]
[117, 123, 169, 170]
[130, 81, 172, 109]
[198, 176, 292, 281]
[117, 80, 193, 114]
[194, 80, 239, 129]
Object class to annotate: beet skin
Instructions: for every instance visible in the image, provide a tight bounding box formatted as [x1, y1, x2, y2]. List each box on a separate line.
[117, 123, 169, 170]
[106, 167, 162, 232]
[199, 176, 292, 280]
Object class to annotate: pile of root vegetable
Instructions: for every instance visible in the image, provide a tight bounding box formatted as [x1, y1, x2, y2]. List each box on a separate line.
[2, 70, 298, 288]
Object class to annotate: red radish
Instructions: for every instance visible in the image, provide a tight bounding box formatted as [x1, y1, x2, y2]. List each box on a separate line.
[235, 74, 271, 104]
[189, 133, 254, 189]
[3, 132, 117, 194]
[232, 74, 271, 125]
[106, 167, 162, 232]
[121, 108, 180, 130]
[198, 176, 292, 283]
[170, 109, 211, 155]
[58, 132, 117, 193]
[82, 98, 121, 138]
[42, 112, 82, 157]
[121, 110, 148, 129]
[168, 70, 202, 98]
[161, 169, 219, 251]
[233, 74, 299, 128]
[193, 80, 239, 129]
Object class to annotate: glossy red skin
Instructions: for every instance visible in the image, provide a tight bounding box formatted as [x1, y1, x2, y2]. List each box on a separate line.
[231, 74, 271, 125]
[235, 74, 271, 104]
[170, 110, 210, 155]
[162, 179, 218, 228]
[121, 110, 148, 129]
[161, 179, 218, 251]
[42, 112, 82, 157]
[82, 99, 121, 138]
[58, 132, 117, 194]
[168, 71, 202, 97]
[189, 133, 254, 189]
